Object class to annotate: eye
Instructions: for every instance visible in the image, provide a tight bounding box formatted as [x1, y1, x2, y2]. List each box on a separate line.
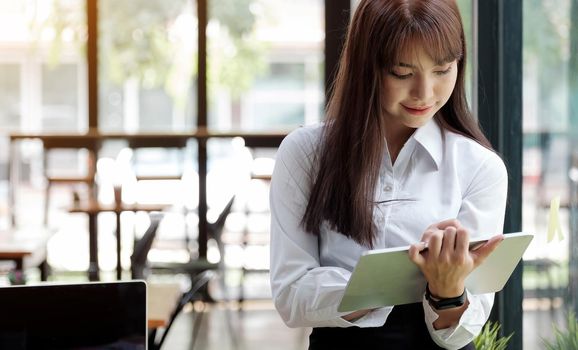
[389, 70, 412, 80]
[435, 66, 453, 76]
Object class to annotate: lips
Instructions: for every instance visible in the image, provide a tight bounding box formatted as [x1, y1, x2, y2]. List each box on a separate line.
[402, 104, 433, 116]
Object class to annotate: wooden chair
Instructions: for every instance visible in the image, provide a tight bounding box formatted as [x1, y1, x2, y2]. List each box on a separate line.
[134, 198, 238, 349]
[126, 136, 191, 252]
[150, 196, 236, 276]
[127, 136, 188, 182]
[130, 212, 164, 279]
[148, 270, 215, 350]
[42, 137, 100, 225]
[236, 137, 280, 304]
[0, 228, 54, 283]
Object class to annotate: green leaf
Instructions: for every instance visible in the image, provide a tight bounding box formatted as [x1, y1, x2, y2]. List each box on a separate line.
[542, 311, 578, 350]
[474, 321, 513, 350]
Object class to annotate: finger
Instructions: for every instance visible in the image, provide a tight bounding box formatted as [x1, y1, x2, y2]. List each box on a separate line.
[409, 243, 426, 267]
[469, 241, 485, 251]
[435, 218, 463, 231]
[441, 227, 457, 258]
[428, 231, 443, 259]
[455, 228, 469, 254]
[420, 229, 435, 244]
[472, 234, 504, 267]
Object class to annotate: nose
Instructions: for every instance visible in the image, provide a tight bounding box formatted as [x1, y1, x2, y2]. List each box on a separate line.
[410, 76, 434, 102]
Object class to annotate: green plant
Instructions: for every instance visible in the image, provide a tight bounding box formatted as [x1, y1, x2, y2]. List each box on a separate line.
[543, 311, 578, 350]
[474, 321, 513, 350]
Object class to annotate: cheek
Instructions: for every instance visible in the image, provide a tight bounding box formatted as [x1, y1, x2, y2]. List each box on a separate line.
[382, 84, 405, 106]
[436, 77, 457, 101]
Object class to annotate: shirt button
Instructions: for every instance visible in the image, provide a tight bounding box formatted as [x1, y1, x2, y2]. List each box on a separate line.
[384, 185, 392, 192]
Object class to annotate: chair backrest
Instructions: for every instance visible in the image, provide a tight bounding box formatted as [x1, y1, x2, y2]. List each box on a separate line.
[131, 213, 163, 279]
[127, 137, 188, 181]
[207, 196, 235, 261]
[127, 136, 188, 150]
[207, 195, 235, 242]
[43, 138, 100, 179]
[156, 270, 215, 349]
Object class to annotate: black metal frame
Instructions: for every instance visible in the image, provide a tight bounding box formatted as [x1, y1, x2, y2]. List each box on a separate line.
[197, 0, 209, 259]
[569, 0, 578, 319]
[325, 0, 351, 101]
[476, 1, 523, 349]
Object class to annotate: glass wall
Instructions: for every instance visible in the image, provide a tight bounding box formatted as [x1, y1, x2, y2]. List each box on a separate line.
[207, 0, 324, 131]
[0, 64, 20, 130]
[0, 0, 87, 133]
[98, 0, 197, 132]
[204, 1, 325, 296]
[0, 0, 87, 185]
[522, 0, 578, 348]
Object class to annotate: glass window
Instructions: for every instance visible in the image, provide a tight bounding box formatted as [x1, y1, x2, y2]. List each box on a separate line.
[0, 64, 20, 182]
[98, 0, 197, 132]
[208, 0, 324, 131]
[522, 0, 577, 348]
[41, 63, 79, 131]
[0, 0, 87, 184]
[0, 64, 20, 130]
[0, 0, 86, 132]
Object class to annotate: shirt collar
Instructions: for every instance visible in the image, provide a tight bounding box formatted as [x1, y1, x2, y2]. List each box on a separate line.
[412, 118, 443, 170]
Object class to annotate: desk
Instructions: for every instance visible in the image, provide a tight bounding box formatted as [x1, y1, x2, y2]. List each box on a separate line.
[148, 282, 182, 328]
[9, 129, 287, 261]
[68, 202, 167, 280]
[0, 228, 53, 282]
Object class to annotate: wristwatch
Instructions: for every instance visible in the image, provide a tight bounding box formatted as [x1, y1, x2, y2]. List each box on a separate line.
[425, 284, 466, 310]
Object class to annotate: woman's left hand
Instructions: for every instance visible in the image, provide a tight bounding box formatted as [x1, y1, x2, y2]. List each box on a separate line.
[408, 219, 504, 298]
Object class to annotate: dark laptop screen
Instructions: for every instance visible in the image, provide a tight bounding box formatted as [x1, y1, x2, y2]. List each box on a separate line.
[0, 281, 146, 350]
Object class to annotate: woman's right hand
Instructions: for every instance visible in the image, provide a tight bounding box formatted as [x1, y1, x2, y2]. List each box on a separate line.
[408, 219, 503, 298]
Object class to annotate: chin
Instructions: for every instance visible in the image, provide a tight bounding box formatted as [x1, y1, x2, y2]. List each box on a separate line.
[404, 117, 432, 129]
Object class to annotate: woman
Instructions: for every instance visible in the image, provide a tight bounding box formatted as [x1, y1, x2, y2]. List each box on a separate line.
[269, 0, 508, 349]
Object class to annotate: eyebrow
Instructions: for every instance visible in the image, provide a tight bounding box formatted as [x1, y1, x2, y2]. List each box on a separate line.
[397, 61, 451, 68]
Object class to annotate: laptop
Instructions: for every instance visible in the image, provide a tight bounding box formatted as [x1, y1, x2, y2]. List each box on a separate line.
[338, 232, 533, 312]
[0, 280, 147, 350]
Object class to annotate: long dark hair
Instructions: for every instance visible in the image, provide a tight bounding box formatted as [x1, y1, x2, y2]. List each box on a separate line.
[302, 0, 492, 248]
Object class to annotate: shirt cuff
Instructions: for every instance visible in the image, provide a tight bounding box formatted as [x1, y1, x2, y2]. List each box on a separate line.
[332, 307, 391, 328]
[423, 290, 482, 349]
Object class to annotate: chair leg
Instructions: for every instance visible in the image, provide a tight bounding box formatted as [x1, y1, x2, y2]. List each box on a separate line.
[40, 260, 50, 281]
[44, 182, 51, 226]
[190, 302, 206, 350]
[239, 267, 245, 307]
[216, 269, 240, 349]
[148, 328, 159, 350]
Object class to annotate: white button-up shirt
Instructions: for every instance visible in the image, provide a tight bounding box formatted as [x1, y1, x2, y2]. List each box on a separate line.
[269, 119, 508, 349]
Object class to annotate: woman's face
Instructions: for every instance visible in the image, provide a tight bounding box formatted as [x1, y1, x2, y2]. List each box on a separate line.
[381, 46, 458, 132]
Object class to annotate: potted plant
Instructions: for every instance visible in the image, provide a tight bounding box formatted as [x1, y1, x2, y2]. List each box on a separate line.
[474, 321, 513, 350]
[543, 311, 578, 350]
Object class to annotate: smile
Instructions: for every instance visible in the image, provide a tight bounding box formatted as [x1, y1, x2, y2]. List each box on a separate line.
[402, 105, 433, 116]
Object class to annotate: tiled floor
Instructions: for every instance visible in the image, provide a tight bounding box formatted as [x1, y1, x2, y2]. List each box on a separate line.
[161, 301, 309, 350]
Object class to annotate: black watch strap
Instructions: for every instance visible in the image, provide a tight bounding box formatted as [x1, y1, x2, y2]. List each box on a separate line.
[425, 284, 466, 310]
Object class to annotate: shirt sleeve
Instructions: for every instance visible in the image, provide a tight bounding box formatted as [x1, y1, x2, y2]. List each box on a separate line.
[269, 131, 390, 328]
[423, 152, 509, 349]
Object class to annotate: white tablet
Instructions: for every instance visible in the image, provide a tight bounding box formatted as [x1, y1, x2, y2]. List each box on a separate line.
[338, 232, 533, 312]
